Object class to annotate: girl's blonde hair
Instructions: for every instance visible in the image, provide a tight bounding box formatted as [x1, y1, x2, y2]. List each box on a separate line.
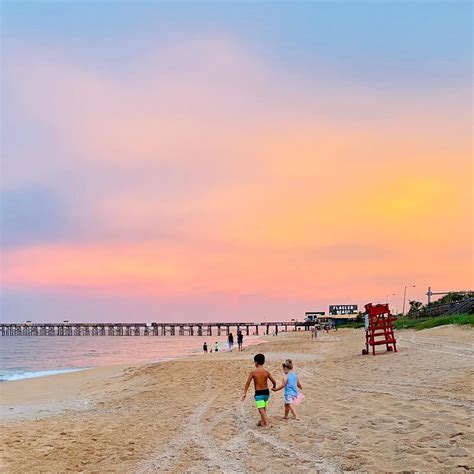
[282, 359, 293, 370]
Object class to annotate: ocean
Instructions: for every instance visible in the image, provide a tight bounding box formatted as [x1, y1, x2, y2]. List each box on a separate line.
[0, 334, 262, 382]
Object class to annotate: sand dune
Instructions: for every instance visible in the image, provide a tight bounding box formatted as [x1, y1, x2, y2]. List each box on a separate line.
[1, 327, 473, 472]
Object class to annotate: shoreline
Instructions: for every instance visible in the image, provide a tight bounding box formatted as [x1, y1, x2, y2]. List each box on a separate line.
[0, 333, 267, 384]
[0, 363, 131, 423]
[0, 367, 87, 383]
[0, 335, 268, 423]
[1, 327, 473, 472]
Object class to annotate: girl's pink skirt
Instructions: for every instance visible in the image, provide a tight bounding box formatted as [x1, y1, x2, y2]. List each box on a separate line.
[285, 392, 305, 406]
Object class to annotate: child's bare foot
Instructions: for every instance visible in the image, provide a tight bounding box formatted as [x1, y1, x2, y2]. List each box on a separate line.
[282, 416, 289, 420]
[257, 421, 263, 427]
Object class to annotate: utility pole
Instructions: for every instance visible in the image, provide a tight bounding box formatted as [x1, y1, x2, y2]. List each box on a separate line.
[385, 294, 396, 313]
[425, 287, 472, 304]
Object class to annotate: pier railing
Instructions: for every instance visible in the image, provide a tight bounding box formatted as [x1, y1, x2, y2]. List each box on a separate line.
[0, 321, 312, 336]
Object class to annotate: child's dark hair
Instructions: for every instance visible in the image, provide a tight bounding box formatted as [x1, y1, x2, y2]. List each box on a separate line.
[282, 359, 293, 370]
[254, 353, 265, 365]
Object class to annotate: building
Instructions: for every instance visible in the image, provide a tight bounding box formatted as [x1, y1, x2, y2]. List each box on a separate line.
[304, 311, 325, 322]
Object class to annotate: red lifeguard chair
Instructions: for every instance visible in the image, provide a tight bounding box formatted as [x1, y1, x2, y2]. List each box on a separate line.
[363, 303, 397, 355]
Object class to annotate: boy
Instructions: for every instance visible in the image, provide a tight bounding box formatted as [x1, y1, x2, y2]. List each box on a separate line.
[242, 353, 276, 427]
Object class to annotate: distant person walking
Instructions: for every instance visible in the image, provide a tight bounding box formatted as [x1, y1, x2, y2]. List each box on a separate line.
[214, 341, 219, 352]
[228, 332, 234, 352]
[203, 342, 208, 353]
[237, 331, 244, 351]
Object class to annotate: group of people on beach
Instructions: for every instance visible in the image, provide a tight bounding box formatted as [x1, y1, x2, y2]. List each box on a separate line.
[230, 331, 244, 351]
[202, 331, 244, 354]
[242, 353, 304, 428]
[310, 323, 336, 339]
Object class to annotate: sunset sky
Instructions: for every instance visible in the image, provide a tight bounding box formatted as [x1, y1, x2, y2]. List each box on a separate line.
[1, 2, 472, 322]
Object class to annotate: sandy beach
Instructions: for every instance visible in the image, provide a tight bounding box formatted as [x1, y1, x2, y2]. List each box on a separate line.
[1, 327, 473, 473]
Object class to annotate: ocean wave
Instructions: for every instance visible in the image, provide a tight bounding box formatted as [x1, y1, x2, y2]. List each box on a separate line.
[0, 368, 85, 382]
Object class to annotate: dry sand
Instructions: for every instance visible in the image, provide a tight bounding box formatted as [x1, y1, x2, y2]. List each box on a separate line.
[1, 326, 473, 473]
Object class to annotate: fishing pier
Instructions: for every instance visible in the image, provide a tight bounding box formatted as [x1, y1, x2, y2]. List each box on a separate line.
[0, 321, 310, 336]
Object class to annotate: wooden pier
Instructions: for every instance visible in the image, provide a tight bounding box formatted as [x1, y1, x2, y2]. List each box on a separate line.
[0, 321, 312, 336]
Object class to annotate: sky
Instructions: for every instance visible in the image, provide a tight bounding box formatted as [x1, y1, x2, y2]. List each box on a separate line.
[1, 1, 472, 323]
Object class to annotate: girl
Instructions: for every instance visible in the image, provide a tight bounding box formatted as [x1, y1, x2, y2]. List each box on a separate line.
[273, 359, 304, 420]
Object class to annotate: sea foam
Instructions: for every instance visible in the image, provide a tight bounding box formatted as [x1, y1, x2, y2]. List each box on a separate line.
[0, 368, 84, 382]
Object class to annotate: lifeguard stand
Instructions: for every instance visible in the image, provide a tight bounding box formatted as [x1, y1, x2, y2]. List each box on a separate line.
[363, 303, 397, 356]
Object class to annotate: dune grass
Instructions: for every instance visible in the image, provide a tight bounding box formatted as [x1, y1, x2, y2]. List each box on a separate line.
[340, 314, 474, 331]
[394, 314, 474, 330]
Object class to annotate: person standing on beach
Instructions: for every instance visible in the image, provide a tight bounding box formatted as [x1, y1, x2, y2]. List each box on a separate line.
[203, 342, 208, 353]
[214, 341, 219, 352]
[237, 331, 244, 351]
[242, 353, 276, 427]
[228, 332, 234, 352]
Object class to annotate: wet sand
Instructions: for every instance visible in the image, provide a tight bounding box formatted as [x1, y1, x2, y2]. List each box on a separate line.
[1, 326, 473, 472]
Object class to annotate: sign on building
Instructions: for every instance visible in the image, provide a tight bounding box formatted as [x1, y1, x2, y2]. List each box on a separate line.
[329, 305, 358, 315]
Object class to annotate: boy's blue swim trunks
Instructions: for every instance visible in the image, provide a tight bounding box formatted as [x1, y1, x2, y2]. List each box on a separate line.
[254, 389, 270, 409]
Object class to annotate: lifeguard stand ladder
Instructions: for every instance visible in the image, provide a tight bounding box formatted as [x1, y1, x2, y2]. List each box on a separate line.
[363, 303, 397, 356]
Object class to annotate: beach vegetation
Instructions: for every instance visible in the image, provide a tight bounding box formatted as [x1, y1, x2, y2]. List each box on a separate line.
[340, 314, 473, 330]
[407, 300, 423, 315]
[393, 313, 474, 330]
